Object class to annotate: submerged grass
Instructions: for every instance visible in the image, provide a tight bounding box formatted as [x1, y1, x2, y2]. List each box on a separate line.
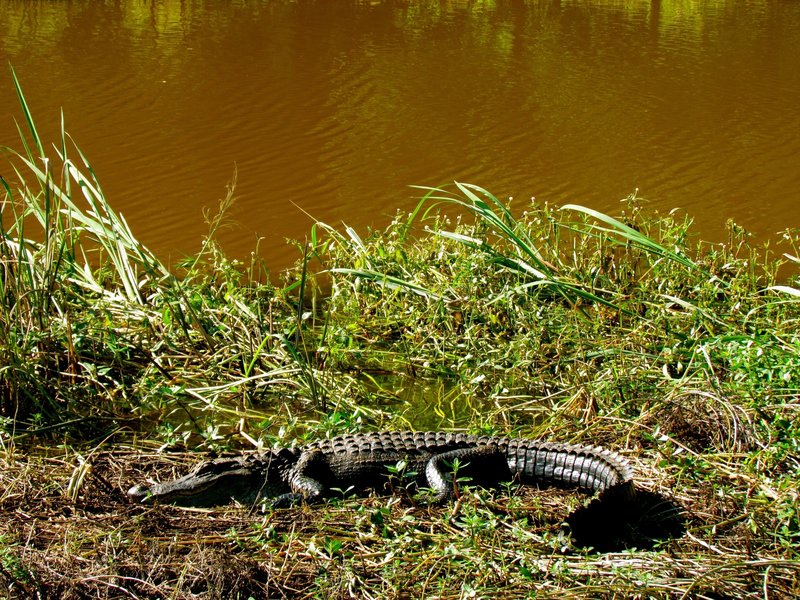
[1, 72, 799, 598]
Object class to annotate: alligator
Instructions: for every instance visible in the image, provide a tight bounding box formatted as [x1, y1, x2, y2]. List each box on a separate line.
[127, 431, 635, 508]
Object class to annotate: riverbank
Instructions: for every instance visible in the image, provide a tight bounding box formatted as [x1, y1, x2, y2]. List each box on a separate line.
[2, 76, 799, 598]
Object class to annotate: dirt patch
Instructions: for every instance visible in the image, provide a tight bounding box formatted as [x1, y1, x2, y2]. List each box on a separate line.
[0, 451, 317, 598]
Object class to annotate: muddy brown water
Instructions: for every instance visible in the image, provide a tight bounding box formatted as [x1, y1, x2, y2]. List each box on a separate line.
[1, 0, 799, 273]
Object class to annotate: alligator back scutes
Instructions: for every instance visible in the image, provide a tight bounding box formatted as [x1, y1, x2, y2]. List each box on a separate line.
[302, 431, 634, 501]
[305, 430, 480, 455]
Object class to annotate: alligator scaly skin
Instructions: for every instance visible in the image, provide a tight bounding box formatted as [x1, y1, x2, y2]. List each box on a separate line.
[128, 431, 635, 508]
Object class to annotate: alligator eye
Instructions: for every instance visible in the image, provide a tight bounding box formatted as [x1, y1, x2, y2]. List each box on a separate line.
[193, 460, 231, 476]
[193, 463, 216, 475]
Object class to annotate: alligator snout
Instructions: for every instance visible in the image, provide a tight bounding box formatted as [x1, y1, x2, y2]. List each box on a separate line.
[127, 483, 151, 502]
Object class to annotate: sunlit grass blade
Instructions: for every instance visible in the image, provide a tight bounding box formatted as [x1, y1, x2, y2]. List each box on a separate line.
[662, 293, 724, 326]
[413, 182, 554, 277]
[560, 203, 698, 271]
[767, 285, 800, 298]
[9, 65, 44, 159]
[330, 267, 441, 300]
[410, 182, 626, 313]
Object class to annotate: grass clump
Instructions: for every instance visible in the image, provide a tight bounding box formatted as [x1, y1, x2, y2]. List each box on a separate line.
[1, 71, 799, 598]
[0, 68, 377, 448]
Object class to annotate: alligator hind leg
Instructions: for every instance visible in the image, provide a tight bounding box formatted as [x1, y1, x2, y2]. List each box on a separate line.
[425, 445, 512, 502]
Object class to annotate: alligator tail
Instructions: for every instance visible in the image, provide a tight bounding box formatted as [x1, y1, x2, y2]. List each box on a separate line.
[502, 440, 635, 501]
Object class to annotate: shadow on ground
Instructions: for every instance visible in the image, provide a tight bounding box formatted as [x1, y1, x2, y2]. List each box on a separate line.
[566, 488, 686, 552]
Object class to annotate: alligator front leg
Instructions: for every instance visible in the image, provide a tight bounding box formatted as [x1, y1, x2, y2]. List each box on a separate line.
[425, 444, 512, 502]
[272, 447, 328, 507]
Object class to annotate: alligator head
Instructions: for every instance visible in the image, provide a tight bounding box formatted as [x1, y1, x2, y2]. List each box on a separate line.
[127, 449, 296, 508]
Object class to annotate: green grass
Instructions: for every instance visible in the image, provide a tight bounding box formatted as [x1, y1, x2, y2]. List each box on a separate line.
[1, 70, 799, 598]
